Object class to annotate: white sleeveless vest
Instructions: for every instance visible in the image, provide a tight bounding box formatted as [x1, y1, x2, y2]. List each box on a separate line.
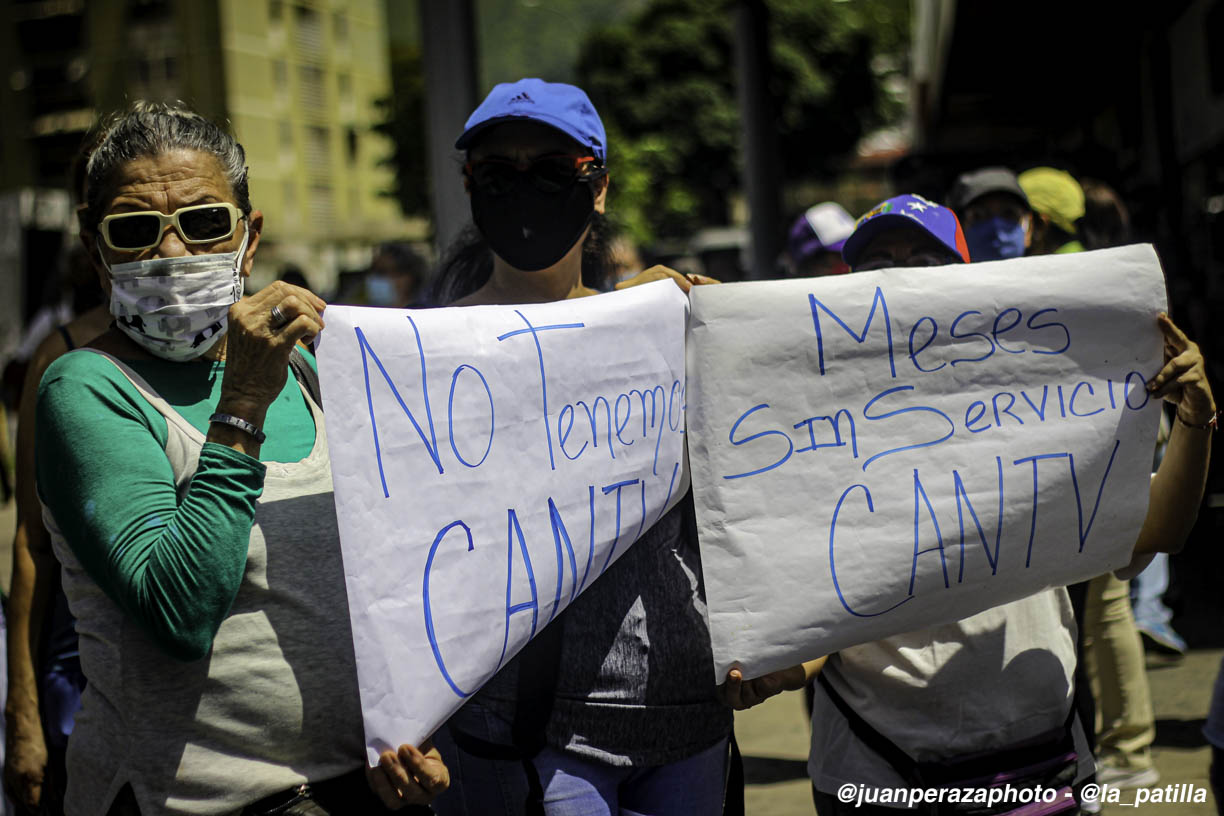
[44, 351, 365, 815]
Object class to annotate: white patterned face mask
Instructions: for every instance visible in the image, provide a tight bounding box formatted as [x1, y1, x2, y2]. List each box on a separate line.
[103, 224, 250, 361]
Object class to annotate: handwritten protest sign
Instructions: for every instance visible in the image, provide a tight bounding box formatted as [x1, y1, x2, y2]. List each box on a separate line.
[316, 281, 689, 760]
[686, 245, 1166, 681]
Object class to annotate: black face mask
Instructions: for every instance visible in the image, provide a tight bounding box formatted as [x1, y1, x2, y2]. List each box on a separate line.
[470, 177, 597, 272]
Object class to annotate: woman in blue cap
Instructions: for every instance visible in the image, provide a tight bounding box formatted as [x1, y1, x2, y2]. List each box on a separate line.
[430, 78, 733, 816]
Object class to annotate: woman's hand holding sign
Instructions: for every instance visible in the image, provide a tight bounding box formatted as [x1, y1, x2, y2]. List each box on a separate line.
[367, 741, 450, 809]
[1120, 313, 1215, 577]
[1148, 312, 1215, 425]
[615, 265, 719, 294]
[720, 658, 827, 711]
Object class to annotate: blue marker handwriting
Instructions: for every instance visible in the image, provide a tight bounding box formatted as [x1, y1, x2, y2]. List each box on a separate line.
[809, 287, 1071, 379]
[722, 372, 1149, 481]
[354, 313, 685, 497]
[421, 460, 683, 698]
[826, 442, 1120, 617]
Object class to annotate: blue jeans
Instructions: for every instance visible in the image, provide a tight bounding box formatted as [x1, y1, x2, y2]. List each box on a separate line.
[433, 699, 727, 816]
[432, 699, 529, 816]
[535, 738, 728, 816]
[1130, 552, 1173, 630]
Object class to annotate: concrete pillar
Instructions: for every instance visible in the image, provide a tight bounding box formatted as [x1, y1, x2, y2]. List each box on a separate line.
[418, 0, 478, 258]
[733, 0, 782, 280]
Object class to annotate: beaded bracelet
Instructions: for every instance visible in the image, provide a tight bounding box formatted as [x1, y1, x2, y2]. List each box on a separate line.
[1175, 409, 1220, 432]
[209, 412, 267, 443]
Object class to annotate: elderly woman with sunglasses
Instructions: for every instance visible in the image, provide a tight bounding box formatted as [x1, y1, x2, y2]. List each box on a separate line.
[32, 102, 447, 815]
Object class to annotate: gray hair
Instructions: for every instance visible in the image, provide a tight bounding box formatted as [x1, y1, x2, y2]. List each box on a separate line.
[85, 101, 251, 229]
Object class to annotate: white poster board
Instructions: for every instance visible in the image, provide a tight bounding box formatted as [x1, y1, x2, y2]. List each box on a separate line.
[686, 245, 1166, 681]
[316, 282, 689, 761]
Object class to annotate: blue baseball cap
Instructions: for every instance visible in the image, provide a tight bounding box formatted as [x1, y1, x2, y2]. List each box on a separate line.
[841, 194, 970, 268]
[455, 78, 607, 164]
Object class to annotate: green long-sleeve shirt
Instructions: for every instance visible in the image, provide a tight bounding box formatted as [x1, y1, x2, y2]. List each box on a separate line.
[36, 349, 317, 661]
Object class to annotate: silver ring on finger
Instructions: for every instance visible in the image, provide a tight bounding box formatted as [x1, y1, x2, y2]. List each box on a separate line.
[270, 304, 289, 330]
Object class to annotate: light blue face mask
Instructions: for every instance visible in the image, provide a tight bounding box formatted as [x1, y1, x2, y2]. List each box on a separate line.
[964, 216, 1027, 262]
[365, 274, 398, 306]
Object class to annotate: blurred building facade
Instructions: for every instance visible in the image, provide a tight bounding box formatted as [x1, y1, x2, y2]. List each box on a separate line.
[0, 0, 415, 357]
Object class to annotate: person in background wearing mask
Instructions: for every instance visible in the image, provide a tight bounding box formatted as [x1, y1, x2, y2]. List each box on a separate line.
[33, 102, 446, 815]
[784, 202, 856, 277]
[1019, 167, 1086, 255]
[366, 242, 427, 307]
[946, 167, 1032, 262]
[725, 195, 1214, 816]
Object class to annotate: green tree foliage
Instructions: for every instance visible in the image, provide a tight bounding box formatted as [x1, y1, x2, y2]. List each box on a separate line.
[475, 0, 648, 91]
[577, 0, 909, 244]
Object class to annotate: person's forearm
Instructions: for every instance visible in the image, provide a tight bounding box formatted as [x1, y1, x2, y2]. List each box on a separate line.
[802, 656, 827, 683]
[1133, 418, 1212, 557]
[104, 444, 263, 661]
[5, 523, 50, 740]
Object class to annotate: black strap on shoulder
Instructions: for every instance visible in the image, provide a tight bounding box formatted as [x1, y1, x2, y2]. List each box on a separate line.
[57, 324, 76, 351]
[288, 346, 322, 409]
[817, 671, 924, 783]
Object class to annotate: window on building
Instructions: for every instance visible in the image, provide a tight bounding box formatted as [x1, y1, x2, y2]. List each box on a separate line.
[346, 126, 358, 165]
[294, 5, 324, 58]
[333, 12, 348, 44]
[283, 179, 298, 213]
[273, 59, 288, 104]
[337, 72, 355, 117]
[308, 184, 335, 233]
[305, 126, 331, 175]
[298, 65, 326, 114]
[269, 0, 283, 22]
[126, 18, 178, 100]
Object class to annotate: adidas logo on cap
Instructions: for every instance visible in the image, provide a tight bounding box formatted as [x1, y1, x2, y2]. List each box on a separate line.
[508, 92, 534, 104]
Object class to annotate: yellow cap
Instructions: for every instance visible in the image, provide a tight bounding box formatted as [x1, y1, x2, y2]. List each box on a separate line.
[1017, 167, 1084, 235]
